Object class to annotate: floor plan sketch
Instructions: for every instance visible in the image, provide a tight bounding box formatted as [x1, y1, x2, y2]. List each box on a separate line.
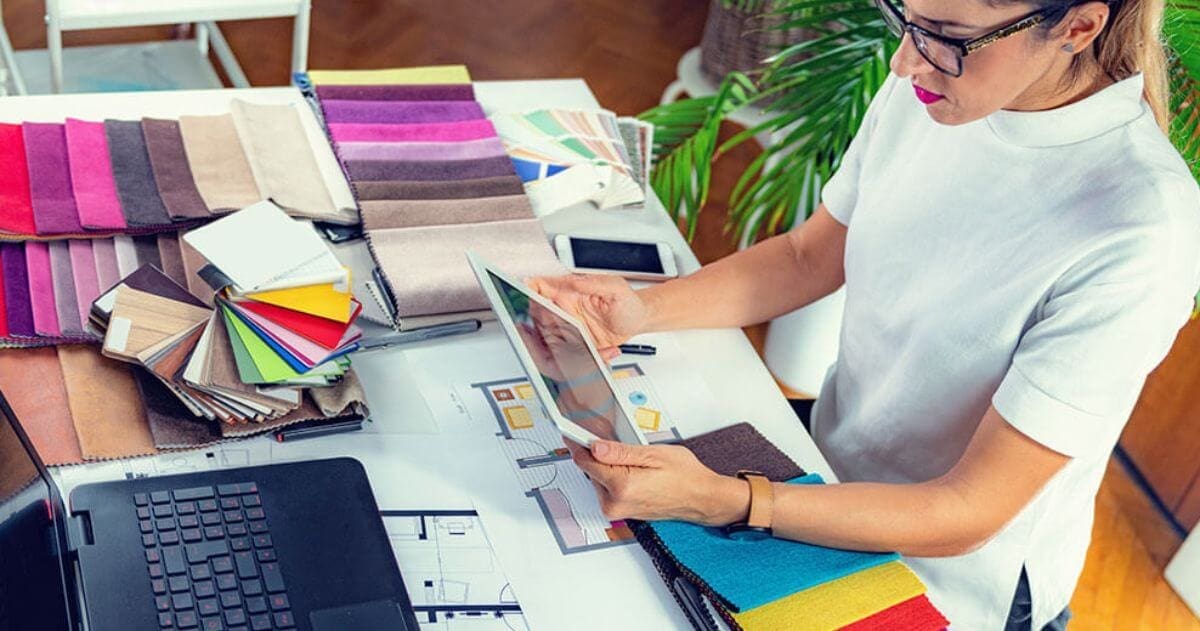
[382, 509, 529, 631]
[473, 363, 681, 555]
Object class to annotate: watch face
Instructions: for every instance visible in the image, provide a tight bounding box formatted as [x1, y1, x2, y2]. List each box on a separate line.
[724, 525, 773, 542]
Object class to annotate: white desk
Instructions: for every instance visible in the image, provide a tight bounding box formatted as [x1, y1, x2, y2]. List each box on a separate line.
[21, 80, 835, 630]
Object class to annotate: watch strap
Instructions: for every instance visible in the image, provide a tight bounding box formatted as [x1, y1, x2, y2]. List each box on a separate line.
[740, 472, 774, 530]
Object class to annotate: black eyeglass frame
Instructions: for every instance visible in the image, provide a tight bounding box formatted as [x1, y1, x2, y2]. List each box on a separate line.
[875, 0, 1053, 77]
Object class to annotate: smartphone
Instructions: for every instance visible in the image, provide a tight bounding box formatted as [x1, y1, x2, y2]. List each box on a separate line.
[553, 235, 678, 282]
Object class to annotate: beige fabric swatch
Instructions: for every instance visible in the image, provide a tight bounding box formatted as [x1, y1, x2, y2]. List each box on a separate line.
[360, 195, 534, 231]
[58, 345, 158, 461]
[368, 219, 564, 317]
[178, 113, 262, 213]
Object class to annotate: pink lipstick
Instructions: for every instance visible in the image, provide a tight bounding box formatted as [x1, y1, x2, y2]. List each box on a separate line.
[913, 84, 945, 104]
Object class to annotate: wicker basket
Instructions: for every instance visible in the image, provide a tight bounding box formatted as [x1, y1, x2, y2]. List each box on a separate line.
[699, 0, 811, 90]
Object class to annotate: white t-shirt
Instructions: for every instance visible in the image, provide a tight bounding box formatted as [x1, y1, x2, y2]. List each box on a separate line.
[811, 71, 1200, 629]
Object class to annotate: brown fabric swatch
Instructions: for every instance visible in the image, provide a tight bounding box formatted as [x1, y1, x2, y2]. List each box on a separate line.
[0, 347, 85, 465]
[142, 118, 212, 220]
[354, 176, 525, 201]
[57, 345, 157, 461]
[310, 368, 368, 418]
[359, 195, 534, 231]
[156, 232, 187, 287]
[132, 368, 222, 449]
[178, 114, 262, 213]
[680, 422, 806, 481]
[178, 234, 215, 305]
[220, 373, 367, 438]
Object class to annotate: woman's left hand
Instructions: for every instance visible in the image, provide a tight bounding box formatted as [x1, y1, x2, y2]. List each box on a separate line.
[566, 440, 749, 527]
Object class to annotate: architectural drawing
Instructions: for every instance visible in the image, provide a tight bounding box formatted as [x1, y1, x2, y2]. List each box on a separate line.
[382, 510, 528, 631]
[472, 363, 681, 555]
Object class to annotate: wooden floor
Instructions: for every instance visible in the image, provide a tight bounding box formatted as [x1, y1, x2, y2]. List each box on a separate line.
[2, 0, 1197, 627]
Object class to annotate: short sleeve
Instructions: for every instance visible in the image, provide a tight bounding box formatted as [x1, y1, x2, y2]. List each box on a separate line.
[993, 215, 1200, 458]
[820, 72, 900, 226]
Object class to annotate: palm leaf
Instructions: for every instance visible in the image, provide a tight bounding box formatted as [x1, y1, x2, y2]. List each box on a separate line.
[1163, 0, 1200, 314]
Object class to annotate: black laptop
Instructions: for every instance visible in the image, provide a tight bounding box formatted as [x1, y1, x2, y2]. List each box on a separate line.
[0, 390, 419, 631]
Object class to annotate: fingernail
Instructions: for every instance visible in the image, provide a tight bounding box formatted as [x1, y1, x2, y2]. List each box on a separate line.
[593, 442, 609, 457]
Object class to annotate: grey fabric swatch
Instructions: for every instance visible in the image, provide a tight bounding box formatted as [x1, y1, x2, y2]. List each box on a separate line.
[359, 195, 534, 231]
[344, 156, 516, 182]
[48, 240, 84, 334]
[105, 120, 173, 227]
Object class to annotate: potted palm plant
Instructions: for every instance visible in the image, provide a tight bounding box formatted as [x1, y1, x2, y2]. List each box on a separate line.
[642, 0, 1200, 394]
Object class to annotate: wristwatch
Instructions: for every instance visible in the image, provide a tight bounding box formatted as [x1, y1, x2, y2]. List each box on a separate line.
[722, 470, 774, 541]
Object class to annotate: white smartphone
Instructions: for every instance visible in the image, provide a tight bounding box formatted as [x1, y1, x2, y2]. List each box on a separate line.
[553, 234, 678, 282]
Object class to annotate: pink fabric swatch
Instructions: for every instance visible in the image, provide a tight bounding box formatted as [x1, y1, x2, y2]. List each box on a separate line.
[24, 241, 60, 336]
[92, 238, 121, 292]
[69, 240, 100, 327]
[328, 119, 498, 143]
[64, 118, 127, 230]
[337, 138, 507, 162]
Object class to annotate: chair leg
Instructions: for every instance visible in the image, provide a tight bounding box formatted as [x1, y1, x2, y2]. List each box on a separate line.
[46, 0, 65, 93]
[0, 13, 27, 95]
[291, 0, 311, 76]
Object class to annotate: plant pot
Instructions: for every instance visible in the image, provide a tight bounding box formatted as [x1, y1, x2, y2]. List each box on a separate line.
[764, 286, 844, 396]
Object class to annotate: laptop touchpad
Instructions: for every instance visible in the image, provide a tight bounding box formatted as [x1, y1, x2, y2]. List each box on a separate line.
[310, 599, 412, 630]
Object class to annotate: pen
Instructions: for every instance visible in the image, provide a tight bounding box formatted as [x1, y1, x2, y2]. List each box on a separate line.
[274, 418, 364, 442]
[360, 319, 482, 350]
[618, 343, 657, 356]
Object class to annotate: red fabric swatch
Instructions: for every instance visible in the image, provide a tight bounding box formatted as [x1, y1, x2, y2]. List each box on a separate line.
[236, 298, 362, 350]
[0, 123, 36, 235]
[839, 594, 949, 631]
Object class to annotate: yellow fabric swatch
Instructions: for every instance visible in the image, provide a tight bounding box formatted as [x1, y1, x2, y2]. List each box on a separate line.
[731, 562, 925, 631]
[306, 65, 471, 86]
[243, 283, 354, 323]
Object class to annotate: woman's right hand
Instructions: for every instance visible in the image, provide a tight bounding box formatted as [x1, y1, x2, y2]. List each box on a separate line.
[528, 274, 650, 361]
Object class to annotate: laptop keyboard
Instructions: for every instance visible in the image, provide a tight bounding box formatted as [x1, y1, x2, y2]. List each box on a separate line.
[135, 482, 294, 630]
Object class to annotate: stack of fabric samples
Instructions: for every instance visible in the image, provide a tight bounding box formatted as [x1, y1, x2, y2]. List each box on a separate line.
[294, 65, 564, 330]
[631, 423, 949, 631]
[0, 100, 357, 240]
[491, 108, 653, 214]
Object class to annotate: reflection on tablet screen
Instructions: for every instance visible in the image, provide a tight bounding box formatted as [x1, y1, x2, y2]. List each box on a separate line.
[487, 271, 630, 442]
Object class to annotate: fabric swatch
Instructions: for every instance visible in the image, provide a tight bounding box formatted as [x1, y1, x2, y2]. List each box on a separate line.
[57, 345, 157, 461]
[48, 240, 84, 335]
[64, 118, 126, 230]
[321, 100, 485, 124]
[229, 100, 338, 221]
[25, 242, 61, 336]
[839, 594, 949, 631]
[132, 235, 162, 270]
[1, 243, 34, 337]
[729, 562, 926, 630]
[337, 138, 507, 162]
[177, 235, 213, 304]
[178, 114, 262, 213]
[142, 118, 211, 220]
[680, 422, 807, 481]
[369, 218, 564, 317]
[92, 238, 121, 292]
[0, 257, 6, 338]
[360, 196, 533, 231]
[0, 123, 37, 235]
[156, 232, 187, 287]
[353, 176, 526, 201]
[0, 347, 85, 466]
[23, 123, 83, 235]
[315, 84, 476, 102]
[106, 119, 173, 227]
[307, 65, 471, 85]
[68, 240, 101, 328]
[649, 474, 899, 612]
[328, 120, 498, 143]
[113, 235, 140, 278]
[343, 156, 516, 182]
[133, 368, 222, 449]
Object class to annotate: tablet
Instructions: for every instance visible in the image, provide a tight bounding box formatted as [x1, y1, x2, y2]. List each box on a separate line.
[468, 252, 647, 447]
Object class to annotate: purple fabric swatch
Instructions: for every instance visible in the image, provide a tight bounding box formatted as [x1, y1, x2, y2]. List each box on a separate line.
[23, 123, 84, 235]
[48, 240, 83, 335]
[92, 238, 121, 292]
[321, 100, 485, 124]
[24, 241, 60, 336]
[328, 120, 498, 143]
[315, 84, 475, 102]
[68, 240, 100, 328]
[337, 138, 507, 162]
[343, 156, 517, 182]
[1, 243, 34, 337]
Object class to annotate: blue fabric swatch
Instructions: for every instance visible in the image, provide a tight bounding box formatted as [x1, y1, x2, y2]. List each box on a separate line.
[649, 473, 899, 612]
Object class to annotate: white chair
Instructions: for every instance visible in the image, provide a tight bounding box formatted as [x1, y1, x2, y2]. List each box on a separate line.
[44, 0, 312, 93]
[0, 0, 28, 94]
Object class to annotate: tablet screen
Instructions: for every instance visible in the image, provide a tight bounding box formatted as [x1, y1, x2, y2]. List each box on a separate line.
[487, 271, 634, 442]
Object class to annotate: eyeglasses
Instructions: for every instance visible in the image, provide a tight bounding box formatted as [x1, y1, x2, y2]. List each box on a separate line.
[874, 0, 1051, 77]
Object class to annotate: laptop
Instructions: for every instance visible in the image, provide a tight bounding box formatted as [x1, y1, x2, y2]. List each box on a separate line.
[0, 390, 419, 631]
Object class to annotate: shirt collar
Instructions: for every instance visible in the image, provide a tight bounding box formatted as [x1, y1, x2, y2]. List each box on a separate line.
[985, 73, 1147, 148]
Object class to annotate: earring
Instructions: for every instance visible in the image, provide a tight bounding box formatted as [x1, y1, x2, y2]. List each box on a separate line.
[1061, 43, 1075, 53]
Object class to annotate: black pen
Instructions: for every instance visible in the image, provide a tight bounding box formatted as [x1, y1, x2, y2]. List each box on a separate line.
[361, 319, 482, 350]
[274, 418, 364, 442]
[618, 343, 657, 356]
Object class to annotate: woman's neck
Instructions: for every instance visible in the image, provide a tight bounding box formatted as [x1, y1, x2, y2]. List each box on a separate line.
[1004, 57, 1115, 113]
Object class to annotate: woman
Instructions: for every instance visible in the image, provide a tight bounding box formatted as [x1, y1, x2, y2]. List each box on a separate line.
[531, 0, 1200, 628]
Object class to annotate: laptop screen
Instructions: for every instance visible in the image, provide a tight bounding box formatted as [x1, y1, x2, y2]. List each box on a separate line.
[0, 393, 73, 631]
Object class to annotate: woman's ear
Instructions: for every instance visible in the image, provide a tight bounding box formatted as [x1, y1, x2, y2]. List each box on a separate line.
[1056, 1, 1111, 55]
